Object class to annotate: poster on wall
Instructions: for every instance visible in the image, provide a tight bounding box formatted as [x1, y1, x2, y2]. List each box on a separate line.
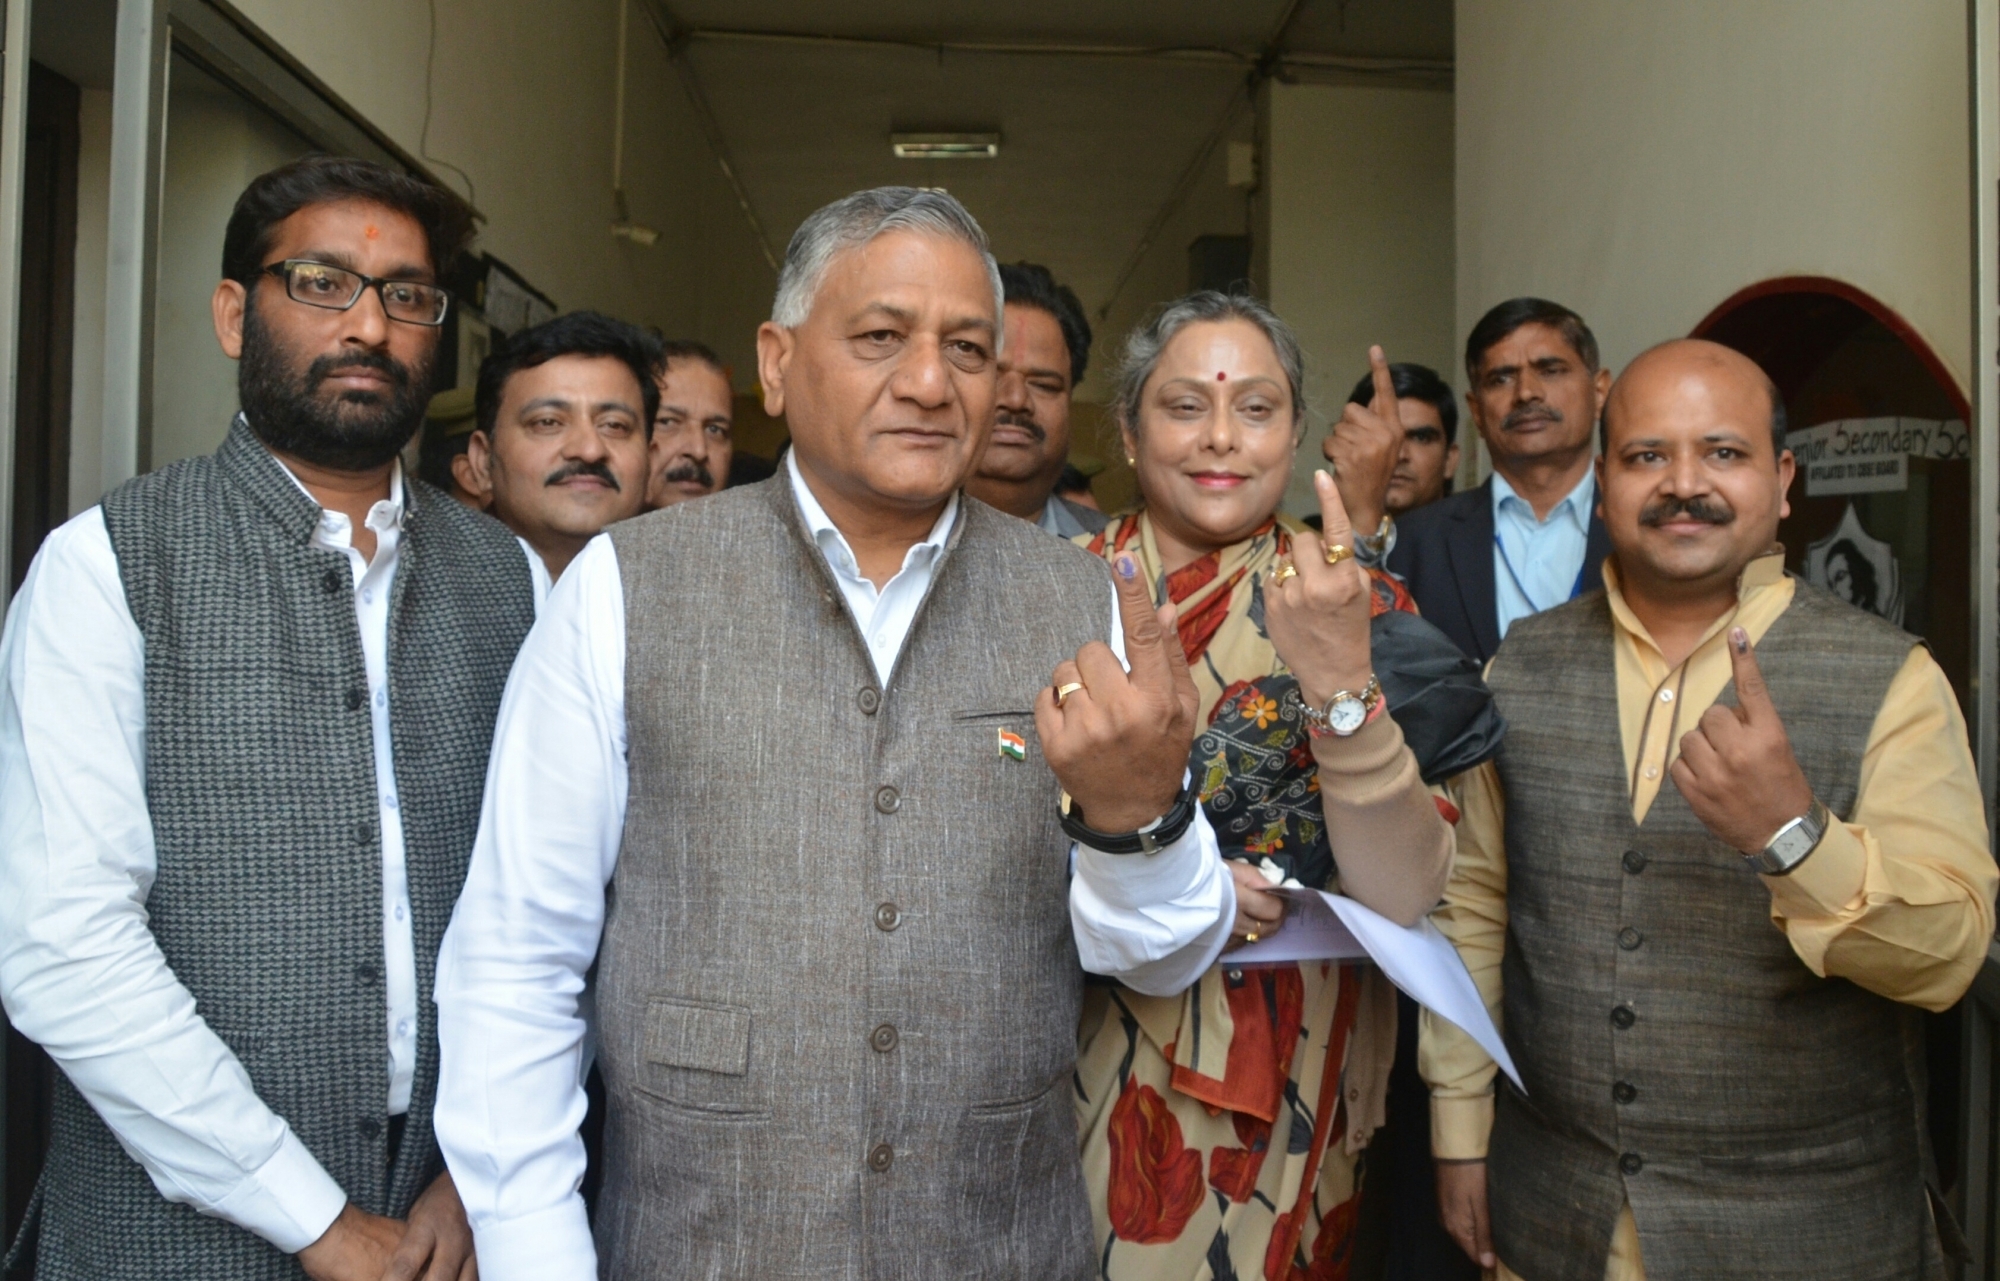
[1804, 503, 1903, 626]
[1783, 418, 1968, 497]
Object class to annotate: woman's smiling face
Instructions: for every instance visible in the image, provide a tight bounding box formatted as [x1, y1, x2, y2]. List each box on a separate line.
[1124, 317, 1301, 561]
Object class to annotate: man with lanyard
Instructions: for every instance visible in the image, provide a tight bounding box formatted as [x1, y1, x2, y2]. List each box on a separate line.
[1387, 298, 1613, 664]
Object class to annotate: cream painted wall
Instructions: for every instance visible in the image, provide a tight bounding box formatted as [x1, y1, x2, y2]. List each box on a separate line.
[67, 89, 112, 515]
[1264, 79, 1455, 516]
[1456, 0, 1971, 406]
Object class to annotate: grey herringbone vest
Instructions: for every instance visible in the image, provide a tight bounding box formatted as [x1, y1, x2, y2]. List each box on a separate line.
[1483, 583, 1943, 1281]
[20, 420, 534, 1281]
[596, 480, 1108, 1281]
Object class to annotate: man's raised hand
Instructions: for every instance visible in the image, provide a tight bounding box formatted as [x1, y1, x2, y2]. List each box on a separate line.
[1321, 344, 1402, 538]
[1037, 554, 1198, 834]
[1669, 628, 1815, 854]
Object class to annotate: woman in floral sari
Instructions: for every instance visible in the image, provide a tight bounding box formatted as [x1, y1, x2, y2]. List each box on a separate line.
[1074, 292, 1499, 1280]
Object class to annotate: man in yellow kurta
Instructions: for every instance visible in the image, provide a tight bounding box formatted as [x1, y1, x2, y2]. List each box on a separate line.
[1421, 339, 1995, 1281]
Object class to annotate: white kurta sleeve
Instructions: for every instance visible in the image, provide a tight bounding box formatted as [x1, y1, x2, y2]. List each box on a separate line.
[433, 533, 628, 1281]
[1066, 582, 1234, 996]
[0, 510, 347, 1253]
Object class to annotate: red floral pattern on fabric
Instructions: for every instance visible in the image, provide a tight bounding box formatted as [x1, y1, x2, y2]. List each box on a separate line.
[1209, 1108, 1276, 1204]
[1264, 965, 1364, 1277]
[1106, 1079, 1208, 1246]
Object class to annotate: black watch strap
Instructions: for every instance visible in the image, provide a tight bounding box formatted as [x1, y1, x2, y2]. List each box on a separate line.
[1060, 783, 1200, 855]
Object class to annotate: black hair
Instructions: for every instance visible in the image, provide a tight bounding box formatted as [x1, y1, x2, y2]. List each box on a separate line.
[1825, 538, 1879, 613]
[1464, 296, 1599, 384]
[999, 261, 1092, 386]
[660, 338, 728, 380]
[475, 311, 664, 439]
[1345, 361, 1459, 447]
[222, 154, 476, 286]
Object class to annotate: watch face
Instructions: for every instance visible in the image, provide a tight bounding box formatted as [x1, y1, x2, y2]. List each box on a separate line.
[1326, 694, 1368, 735]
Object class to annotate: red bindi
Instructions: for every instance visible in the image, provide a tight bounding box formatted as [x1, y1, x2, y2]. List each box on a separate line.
[1216, 371, 1227, 381]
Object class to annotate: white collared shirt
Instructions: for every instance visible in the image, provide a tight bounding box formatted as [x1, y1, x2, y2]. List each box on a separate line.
[0, 449, 533, 1254]
[432, 456, 1235, 1280]
[1491, 467, 1595, 638]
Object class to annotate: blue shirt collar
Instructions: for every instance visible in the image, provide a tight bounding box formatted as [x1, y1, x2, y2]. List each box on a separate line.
[1491, 466, 1594, 529]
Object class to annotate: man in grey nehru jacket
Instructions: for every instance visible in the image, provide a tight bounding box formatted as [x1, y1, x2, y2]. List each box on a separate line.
[434, 187, 1235, 1280]
[0, 156, 536, 1280]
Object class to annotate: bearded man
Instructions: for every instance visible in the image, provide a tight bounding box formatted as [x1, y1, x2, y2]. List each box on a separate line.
[0, 155, 537, 1281]
[434, 187, 1233, 1280]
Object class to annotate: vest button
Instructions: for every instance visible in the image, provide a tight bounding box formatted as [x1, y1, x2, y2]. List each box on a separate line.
[858, 687, 881, 715]
[357, 1117, 382, 1139]
[874, 902, 901, 932]
[355, 821, 375, 845]
[867, 1142, 894, 1173]
[1619, 1151, 1644, 1176]
[1613, 1081, 1638, 1104]
[874, 785, 901, 815]
[1617, 927, 1643, 951]
[870, 1023, 898, 1053]
[354, 962, 380, 986]
[345, 687, 366, 712]
[321, 568, 343, 594]
[1622, 849, 1649, 874]
[1610, 1003, 1636, 1030]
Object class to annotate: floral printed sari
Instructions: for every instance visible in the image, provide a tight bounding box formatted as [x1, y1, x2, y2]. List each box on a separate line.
[1074, 510, 1415, 1281]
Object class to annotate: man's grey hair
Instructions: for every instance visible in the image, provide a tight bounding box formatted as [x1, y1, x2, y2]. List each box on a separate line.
[1112, 291, 1307, 435]
[770, 187, 1005, 338]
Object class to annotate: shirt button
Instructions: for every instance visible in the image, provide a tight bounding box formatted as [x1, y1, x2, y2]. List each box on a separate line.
[344, 688, 366, 712]
[867, 1143, 894, 1173]
[397, 1019, 412, 1038]
[1613, 1081, 1638, 1105]
[394, 903, 406, 922]
[874, 785, 901, 815]
[869, 1024, 899, 1053]
[384, 793, 399, 810]
[874, 903, 901, 932]
[357, 1117, 383, 1139]
[375, 689, 387, 708]
[1611, 1003, 1637, 1030]
[1617, 927, 1643, 951]
[1622, 849, 1649, 874]
[1643, 764, 1659, 780]
[362, 589, 374, 604]
[1659, 689, 1674, 703]
[1619, 1152, 1644, 1176]
[857, 687, 881, 715]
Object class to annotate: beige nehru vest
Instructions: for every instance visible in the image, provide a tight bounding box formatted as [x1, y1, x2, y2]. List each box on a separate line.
[598, 479, 1110, 1280]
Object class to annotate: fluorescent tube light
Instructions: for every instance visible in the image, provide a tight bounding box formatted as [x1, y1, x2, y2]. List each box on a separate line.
[891, 133, 1001, 160]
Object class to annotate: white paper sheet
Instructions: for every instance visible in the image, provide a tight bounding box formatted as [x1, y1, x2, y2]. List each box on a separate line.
[1229, 888, 1522, 1090]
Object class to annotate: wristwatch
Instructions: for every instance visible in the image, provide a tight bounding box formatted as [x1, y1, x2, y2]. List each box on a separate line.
[1745, 797, 1832, 876]
[1288, 676, 1383, 739]
[1060, 783, 1199, 856]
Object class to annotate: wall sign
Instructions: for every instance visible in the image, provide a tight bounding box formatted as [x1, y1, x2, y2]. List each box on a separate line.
[1784, 417, 1968, 496]
[1804, 503, 1903, 625]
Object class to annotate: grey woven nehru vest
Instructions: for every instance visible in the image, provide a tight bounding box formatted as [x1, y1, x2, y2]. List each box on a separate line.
[17, 420, 535, 1281]
[1483, 582, 1943, 1281]
[597, 479, 1109, 1281]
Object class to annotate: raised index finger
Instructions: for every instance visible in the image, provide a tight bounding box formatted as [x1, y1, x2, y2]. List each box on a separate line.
[1726, 626, 1775, 723]
[1110, 553, 1175, 694]
[1312, 467, 1355, 548]
[1367, 344, 1398, 423]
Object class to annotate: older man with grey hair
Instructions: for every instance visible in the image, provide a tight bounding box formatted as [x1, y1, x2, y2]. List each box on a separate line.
[433, 186, 1235, 1280]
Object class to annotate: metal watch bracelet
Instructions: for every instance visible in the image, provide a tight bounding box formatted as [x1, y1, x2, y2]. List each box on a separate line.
[1745, 797, 1832, 876]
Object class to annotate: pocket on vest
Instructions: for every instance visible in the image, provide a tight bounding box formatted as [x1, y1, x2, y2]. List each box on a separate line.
[636, 996, 767, 1117]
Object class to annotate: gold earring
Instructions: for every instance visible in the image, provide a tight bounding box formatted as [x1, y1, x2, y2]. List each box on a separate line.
[1125, 455, 1136, 467]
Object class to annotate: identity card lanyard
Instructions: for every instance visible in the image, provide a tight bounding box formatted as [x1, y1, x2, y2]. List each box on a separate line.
[1493, 531, 1588, 615]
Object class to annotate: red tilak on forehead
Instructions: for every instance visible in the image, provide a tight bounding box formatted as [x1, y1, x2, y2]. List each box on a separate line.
[364, 224, 380, 239]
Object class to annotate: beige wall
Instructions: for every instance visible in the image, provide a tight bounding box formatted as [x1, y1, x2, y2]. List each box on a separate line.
[1263, 79, 1456, 516]
[67, 88, 112, 515]
[1456, 0, 1971, 424]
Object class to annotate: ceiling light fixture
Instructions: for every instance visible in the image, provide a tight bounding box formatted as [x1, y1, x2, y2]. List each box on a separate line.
[891, 132, 1001, 160]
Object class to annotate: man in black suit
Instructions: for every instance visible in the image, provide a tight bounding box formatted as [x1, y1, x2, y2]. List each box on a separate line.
[1385, 298, 1614, 664]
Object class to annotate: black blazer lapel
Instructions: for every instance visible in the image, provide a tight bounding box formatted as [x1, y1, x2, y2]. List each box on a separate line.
[1581, 508, 1614, 594]
[1445, 480, 1502, 662]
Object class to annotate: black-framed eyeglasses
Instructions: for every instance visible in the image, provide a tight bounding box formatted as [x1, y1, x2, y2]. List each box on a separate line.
[261, 259, 451, 327]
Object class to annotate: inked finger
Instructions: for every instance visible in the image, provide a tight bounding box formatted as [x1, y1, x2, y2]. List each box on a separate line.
[1109, 554, 1174, 693]
[1727, 626, 1775, 723]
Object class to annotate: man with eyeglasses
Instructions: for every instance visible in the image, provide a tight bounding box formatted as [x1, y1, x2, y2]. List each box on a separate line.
[0, 155, 535, 1281]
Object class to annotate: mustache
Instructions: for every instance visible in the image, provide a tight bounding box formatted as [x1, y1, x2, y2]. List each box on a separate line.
[1639, 495, 1734, 527]
[1502, 403, 1561, 431]
[306, 349, 410, 399]
[663, 458, 714, 489]
[994, 410, 1045, 442]
[545, 458, 620, 490]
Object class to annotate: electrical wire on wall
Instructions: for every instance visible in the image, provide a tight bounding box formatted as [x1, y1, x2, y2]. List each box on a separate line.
[421, 0, 478, 206]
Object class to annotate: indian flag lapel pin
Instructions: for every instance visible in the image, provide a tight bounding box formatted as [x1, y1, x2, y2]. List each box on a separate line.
[997, 728, 1027, 761]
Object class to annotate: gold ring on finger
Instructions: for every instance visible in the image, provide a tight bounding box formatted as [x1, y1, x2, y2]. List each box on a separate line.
[1244, 928, 1260, 943]
[1323, 543, 1354, 567]
[1054, 681, 1085, 707]
[1270, 561, 1298, 586]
